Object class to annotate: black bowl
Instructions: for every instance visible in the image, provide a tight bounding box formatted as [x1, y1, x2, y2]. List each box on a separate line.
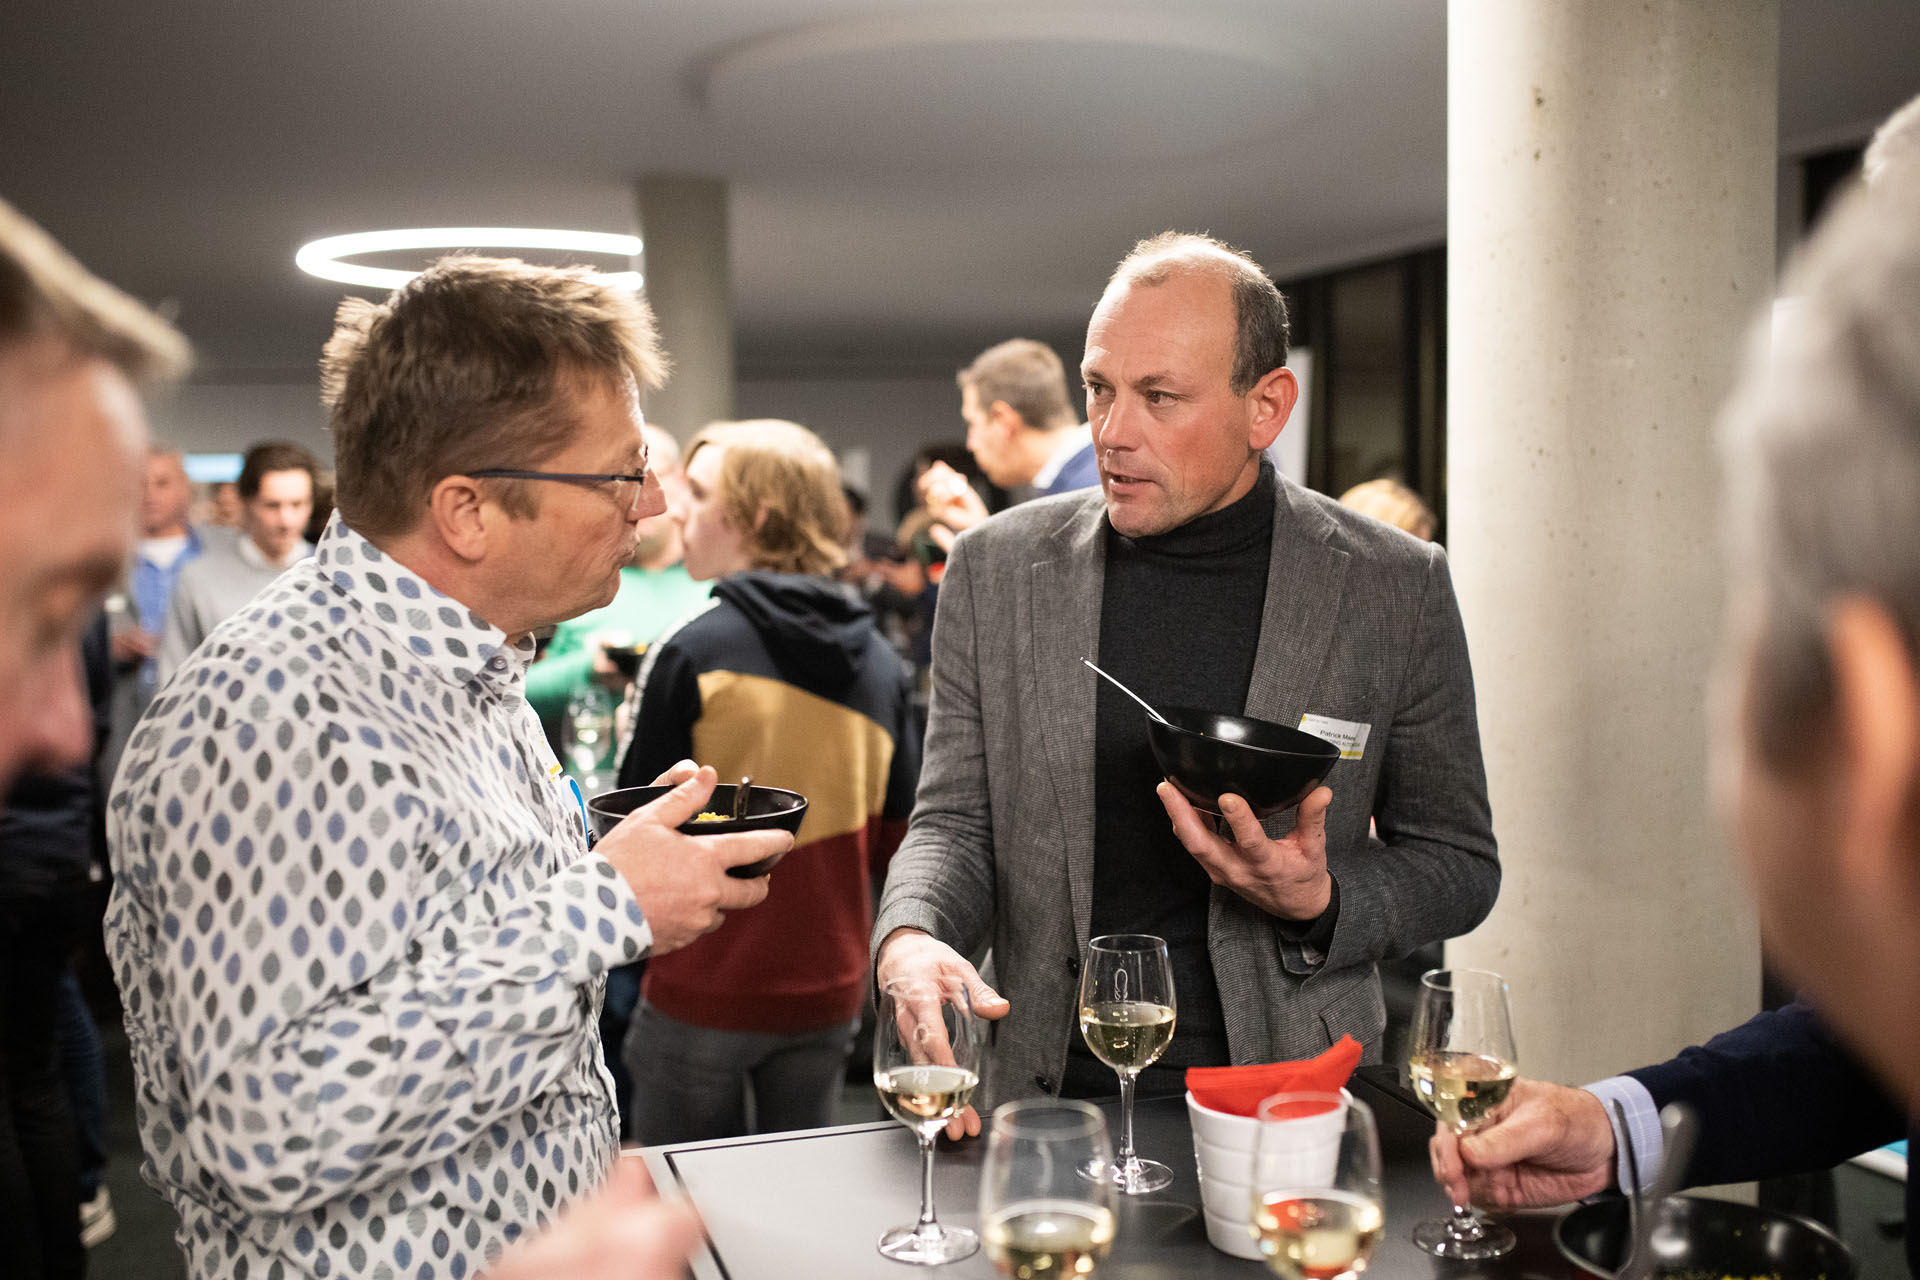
[1556, 1194, 1855, 1280]
[1147, 707, 1340, 818]
[585, 784, 808, 878]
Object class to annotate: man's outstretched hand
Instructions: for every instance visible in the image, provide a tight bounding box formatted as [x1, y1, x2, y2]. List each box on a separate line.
[1428, 1078, 1618, 1210]
[875, 927, 1011, 1139]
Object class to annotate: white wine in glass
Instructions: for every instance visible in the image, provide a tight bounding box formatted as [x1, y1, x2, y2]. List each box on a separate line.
[1250, 1092, 1384, 1280]
[1077, 934, 1177, 1195]
[874, 976, 985, 1265]
[980, 1099, 1117, 1279]
[1406, 968, 1518, 1260]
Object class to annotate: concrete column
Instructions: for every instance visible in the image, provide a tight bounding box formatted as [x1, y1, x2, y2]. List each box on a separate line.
[1446, 1, 1778, 1086]
[634, 176, 734, 434]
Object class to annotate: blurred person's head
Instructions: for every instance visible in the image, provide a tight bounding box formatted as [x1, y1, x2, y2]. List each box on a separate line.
[208, 480, 241, 526]
[839, 482, 870, 559]
[957, 339, 1078, 489]
[631, 424, 685, 570]
[1863, 91, 1920, 189]
[142, 445, 193, 538]
[320, 255, 669, 635]
[1082, 232, 1298, 538]
[893, 441, 990, 528]
[0, 196, 185, 793]
[1713, 159, 1920, 1104]
[1337, 477, 1437, 541]
[677, 420, 848, 582]
[236, 440, 317, 564]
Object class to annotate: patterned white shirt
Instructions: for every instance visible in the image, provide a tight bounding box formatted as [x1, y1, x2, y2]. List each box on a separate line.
[107, 516, 653, 1280]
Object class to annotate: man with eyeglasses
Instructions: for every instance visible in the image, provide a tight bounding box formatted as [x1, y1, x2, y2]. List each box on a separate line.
[105, 255, 785, 1280]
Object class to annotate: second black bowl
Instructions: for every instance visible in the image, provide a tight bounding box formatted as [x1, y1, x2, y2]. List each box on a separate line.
[1556, 1194, 1855, 1280]
[1147, 708, 1340, 818]
[586, 784, 808, 877]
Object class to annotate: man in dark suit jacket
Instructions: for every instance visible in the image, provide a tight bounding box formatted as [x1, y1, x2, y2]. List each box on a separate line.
[875, 232, 1500, 1123]
[918, 338, 1100, 538]
[1430, 113, 1920, 1276]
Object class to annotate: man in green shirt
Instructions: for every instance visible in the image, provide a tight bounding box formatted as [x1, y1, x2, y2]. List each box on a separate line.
[526, 424, 712, 720]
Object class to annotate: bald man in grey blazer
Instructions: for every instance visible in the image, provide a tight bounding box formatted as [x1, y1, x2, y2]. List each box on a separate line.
[873, 232, 1499, 1125]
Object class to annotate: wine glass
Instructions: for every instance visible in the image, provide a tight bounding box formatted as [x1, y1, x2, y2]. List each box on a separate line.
[565, 683, 615, 788]
[1406, 968, 1518, 1259]
[873, 975, 987, 1264]
[980, 1099, 1117, 1278]
[1077, 934, 1177, 1194]
[1250, 1092, 1384, 1280]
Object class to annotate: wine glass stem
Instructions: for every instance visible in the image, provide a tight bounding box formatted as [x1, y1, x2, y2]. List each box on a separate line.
[915, 1130, 939, 1235]
[1116, 1071, 1138, 1168]
[1448, 1126, 1484, 1239]
[1448, 1201, 1484, 1240]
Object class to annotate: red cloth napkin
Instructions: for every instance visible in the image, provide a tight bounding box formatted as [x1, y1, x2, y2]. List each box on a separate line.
[1184, 1036, 1363, 1117]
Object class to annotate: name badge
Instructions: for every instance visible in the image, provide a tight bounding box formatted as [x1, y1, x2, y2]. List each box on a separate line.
[1298, 713, 1370, 761]
[547, 761, 592, 844]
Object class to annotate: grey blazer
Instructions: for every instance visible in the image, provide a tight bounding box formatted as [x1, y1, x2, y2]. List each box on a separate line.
[873, 476, 1499, 1110]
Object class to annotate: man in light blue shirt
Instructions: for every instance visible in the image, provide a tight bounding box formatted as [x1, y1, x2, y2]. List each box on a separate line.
[121, 446, 201, 703]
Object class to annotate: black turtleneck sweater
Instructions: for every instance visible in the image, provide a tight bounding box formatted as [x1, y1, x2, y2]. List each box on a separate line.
[1062, 461, 1276, 1098]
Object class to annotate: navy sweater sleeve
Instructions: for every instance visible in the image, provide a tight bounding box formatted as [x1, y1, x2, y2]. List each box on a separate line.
[1628, 1002, 1906, 1186]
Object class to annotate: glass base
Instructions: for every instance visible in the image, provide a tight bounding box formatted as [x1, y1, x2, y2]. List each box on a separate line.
[877, 1221, 979, 1265]
[1080, 1154, 1174, 1195]
[1410, 1214, 1516, 1260]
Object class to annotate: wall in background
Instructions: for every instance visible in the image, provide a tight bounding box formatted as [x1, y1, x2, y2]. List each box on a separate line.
[142, 373, 969, 532]
[145, 382, 333, 460]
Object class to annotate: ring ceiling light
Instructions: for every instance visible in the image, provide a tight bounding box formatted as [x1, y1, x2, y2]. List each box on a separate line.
[296, 227, 644, 289]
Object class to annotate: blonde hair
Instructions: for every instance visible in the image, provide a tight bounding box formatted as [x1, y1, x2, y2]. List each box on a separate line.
[319, 255, 668, 538]
[685, 420, 848, 576]
[0, 196, 189, 383]
[1338, 478, 1437, 541]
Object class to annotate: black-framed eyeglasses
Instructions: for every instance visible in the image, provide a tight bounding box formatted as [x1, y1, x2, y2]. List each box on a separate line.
[466, 467, 654, 515]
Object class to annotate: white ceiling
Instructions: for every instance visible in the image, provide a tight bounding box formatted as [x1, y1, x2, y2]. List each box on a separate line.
[2, 0, 1915, 378]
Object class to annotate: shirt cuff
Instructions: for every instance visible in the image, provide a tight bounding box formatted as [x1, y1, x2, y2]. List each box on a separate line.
[1275, 877, 1340, 975]
[1583, 1075, 1661, 1194]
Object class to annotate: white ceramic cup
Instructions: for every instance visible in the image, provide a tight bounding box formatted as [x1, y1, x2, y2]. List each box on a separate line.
[1187, 1088, 1349, 1259]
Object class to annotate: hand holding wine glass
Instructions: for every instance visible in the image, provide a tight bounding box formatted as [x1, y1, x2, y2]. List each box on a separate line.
[979, 1099, 1117, 1279]
[1078, 934, 1177, 1195]
[873, 975, 986, 1265]
[1251, 1092, 1384, 1280]
[1406, 968, 1518, 1259]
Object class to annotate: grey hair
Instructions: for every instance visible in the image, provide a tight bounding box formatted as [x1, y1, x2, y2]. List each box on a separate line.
[1719, 164, 1920, 765]
[1110, 231, 1290, 395]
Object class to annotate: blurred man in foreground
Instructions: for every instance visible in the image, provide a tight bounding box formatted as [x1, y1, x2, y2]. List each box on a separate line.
[107, 255, 783, 1279]
[1430, 147, 1920, 1275]
[0, 200, 180, 813]
[0, 196, 183, 1280]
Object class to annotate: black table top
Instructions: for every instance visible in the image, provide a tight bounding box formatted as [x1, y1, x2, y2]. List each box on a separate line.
[634, 1070, 1579, 1279]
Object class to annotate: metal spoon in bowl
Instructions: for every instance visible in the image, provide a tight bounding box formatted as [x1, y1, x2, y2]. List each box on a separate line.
[1080, 657, 1170, 725]
[1619, 1102, 1699, 1280]
[1612, 1099, 1646, 1272]
[732, 775, 753, 821]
